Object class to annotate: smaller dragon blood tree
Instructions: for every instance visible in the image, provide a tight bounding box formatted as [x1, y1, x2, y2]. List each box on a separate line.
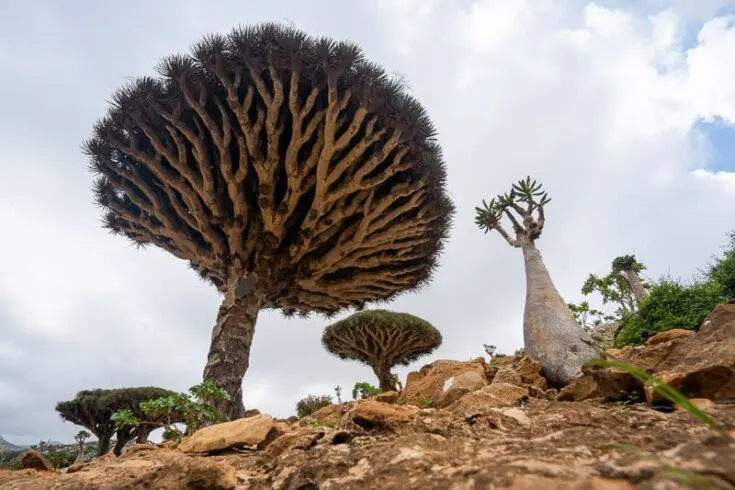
[322, 309, 442, 391]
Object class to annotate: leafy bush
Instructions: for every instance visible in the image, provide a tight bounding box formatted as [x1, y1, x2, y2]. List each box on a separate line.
[112, 381, 229, 442]
[295, 394, 333, 418]
[352, 382, 381, 400]
[706, 231, 735, 301]
[614, 279, 727, 347]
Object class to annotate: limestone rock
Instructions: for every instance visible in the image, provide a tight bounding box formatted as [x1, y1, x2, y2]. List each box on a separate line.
[645, 328, 695, 345]
[178, 414, 274, 453]
[512, 356, 548, 389]
[350, 399, 419, 431]
[675, 398, 716, 413]
[375, 391, 399, 404]
[306, 402, 351, 427]
[404, 359, 487, 408]
[557, 375, 600, 402]
[492, 366, 522, 386]
[447, 382, 527, 418]
[262, 428, 325, 459]
[596, 304, 735, 403]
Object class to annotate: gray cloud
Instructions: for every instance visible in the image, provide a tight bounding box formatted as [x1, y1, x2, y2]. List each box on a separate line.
[1, 0, 734, 445]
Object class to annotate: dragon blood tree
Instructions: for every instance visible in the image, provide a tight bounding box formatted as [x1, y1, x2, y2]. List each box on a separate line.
[322, 309, 442, 391]
[474, 177, 599, 385]
[56, 387, 178, 456]
[83, 23, 454, 419]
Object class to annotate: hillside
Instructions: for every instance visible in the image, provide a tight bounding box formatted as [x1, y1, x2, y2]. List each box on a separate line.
[0, 436, 22, 451]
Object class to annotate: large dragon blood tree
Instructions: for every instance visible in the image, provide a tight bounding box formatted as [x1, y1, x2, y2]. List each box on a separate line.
[322, 309, 442, 391]
[474, 177, 599, 385]
[84, 23, 454, 420]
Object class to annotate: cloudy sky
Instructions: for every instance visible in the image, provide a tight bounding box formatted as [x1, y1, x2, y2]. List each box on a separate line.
[1, 0, 734, 445]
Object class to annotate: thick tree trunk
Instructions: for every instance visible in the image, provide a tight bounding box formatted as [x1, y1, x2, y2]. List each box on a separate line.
[202, 284, 263, 421]
[521, 241, 599, 385]
[373, 363, 396, 392]
[622, 268, 647, 303]
[96, 434, 111, 457]
[135, 426, 152, 444]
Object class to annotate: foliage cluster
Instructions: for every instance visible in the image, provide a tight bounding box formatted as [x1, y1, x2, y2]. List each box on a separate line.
[112, 381, 229, 442]
[352, 382, 382, 400]
[612, 233, 735, 346]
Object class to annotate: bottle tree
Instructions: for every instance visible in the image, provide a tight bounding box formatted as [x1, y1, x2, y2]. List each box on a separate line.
[83, 23, 454, 419]
[322, 309, 442, 391]
[73, 430, 91, 465]
[611, 254, 647, 305]
[474, 177, 599, 385]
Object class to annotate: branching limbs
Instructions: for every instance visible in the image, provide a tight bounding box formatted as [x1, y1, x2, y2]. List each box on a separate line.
[474, 176, 551, 247]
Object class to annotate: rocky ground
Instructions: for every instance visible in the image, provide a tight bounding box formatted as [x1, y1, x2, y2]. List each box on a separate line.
[2, 304, 735, 490]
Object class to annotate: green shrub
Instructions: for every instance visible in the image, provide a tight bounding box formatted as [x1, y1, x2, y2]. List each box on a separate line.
[112, 381, 229, 442]
[614, 279, 727, 347]
[295, 394, 333, 418]
[352, 382, 381, 400]
[706, 235, 735, 301]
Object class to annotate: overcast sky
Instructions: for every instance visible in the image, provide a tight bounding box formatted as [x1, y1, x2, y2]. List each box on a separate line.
[1, 0, 734, 445]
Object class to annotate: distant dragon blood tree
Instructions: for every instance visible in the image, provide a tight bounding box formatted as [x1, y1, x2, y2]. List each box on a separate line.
[84, 23, 454, 419]
[56, 387, 179, 456]
[322, 309, 442, 391]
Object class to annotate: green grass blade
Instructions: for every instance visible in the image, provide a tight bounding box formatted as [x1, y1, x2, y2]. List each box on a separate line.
[586, 358, 723, 431]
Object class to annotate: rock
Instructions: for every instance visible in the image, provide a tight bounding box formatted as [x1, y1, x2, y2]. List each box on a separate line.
[436, 370, 488, 407]
[557, 375, 600, 402]
[507, 475, 635, 489]
[675, 398, 716, 413]
[512, 356, 548, 389]
[645, 328, 695, 345]
[262, 428, 325, 459]
[447, 382, 528, 418]
[606, 348, 623, 357]
[178, 414, 274, 453]
[258, 420, 291, 451]
[350, 399, 419, 431]
[602, 304, 735, 402]
[404, 359, 488, 408]
[307, 402, 351, 427]
[375, 391, 399, 404]
[18, 450, 54, 472]
[242, 408, 261, 418]
[492, 366, 522, 386]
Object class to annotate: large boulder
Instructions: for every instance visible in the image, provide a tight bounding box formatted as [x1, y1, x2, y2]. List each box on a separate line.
[589, 304, 735, 403]
[350, 400, 420, 432]
[447, 382, 528, 418]
[404, 359, 488, 408]
[509, 356, 548, 389]
[645, 329, 695, 346]
[178, 414, 274, 453]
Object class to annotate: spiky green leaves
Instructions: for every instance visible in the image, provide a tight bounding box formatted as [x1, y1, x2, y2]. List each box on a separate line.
[322, 309, 442, 389]
[84, 22, 454, 316]
[474, 176, 551, 246]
